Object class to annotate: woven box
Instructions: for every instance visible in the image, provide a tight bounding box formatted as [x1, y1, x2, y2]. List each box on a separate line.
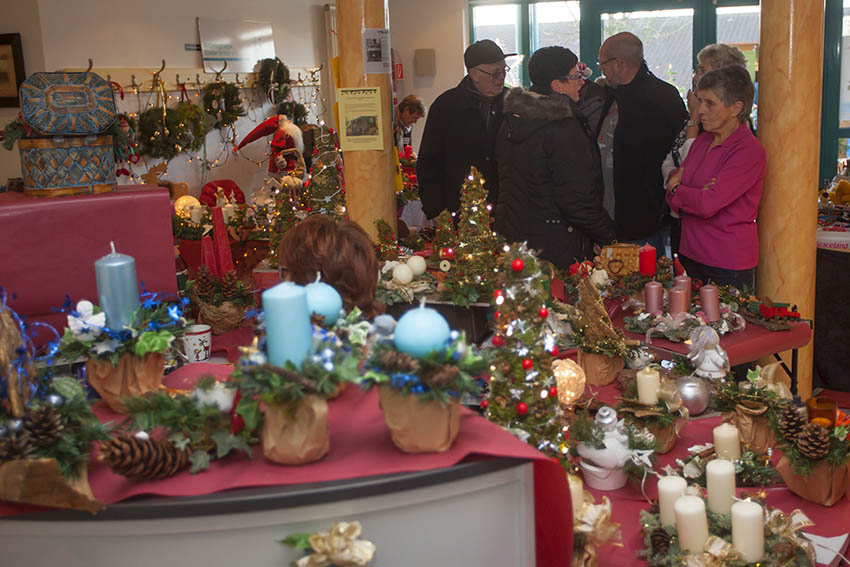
[598, 243, 640, 276]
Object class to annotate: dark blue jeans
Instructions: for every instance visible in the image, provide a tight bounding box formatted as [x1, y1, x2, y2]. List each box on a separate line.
[679, 254, 755, 291]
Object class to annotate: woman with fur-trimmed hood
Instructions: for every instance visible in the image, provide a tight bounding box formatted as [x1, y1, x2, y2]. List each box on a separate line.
[495, 47, 615, 269]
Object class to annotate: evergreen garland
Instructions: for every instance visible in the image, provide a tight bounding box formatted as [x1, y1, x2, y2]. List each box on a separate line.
[258, 57, 291, 104]
[203, 81, 246, 129]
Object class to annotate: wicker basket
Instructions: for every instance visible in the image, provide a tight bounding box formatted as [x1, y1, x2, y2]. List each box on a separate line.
[597, 243, 640, 276]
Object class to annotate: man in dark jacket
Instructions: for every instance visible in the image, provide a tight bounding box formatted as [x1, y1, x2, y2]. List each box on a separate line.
[417, 40, 514, 219]
[597, 32, 688, 248]
[495, 46, 616, 269]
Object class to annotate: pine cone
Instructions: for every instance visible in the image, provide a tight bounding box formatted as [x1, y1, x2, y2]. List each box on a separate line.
[778, 404, 805, 441]
[650, 527, 672, 555]
[796, 423, 830, 460]
[23, 405, 65, 448]
[101, 436, 190, 480]
[194, 265, 216, 298]
[221, 270, 239, 300]
[770, 540, 796, 563]
[421, 364, 459, 389]
[0, 430, 37, 462]
[377, 350, 420, 374]
[310, 313, 326, 327]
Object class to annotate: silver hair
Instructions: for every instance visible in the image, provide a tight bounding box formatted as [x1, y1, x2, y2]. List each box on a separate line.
[697, 44, 748, 70]
[697, 65, 755, 122]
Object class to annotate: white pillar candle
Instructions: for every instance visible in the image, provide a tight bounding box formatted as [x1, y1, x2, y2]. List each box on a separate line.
[732, 500, 765, 562]
[190, 205, 204, 224]
[706, 459, 736, 515]
[568, 474, 583, 520]
[636, 366, 660, 405]
[674, 495, 710, 554]
[713, 422, 741, 461]
[657, 475, 687, 527]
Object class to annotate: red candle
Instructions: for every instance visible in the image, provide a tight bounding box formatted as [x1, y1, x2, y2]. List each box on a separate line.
[673, 275, 692, 306]
[639, 244, 656, 276]
[645, 281, 663, 315]
[212, 207, 235, 275]
[700, 284, 721, 322]
[668, 287, 688, 316]
[200, 235, 219, 277]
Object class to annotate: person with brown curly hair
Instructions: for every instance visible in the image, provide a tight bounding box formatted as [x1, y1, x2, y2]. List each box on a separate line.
[278, 215, 384, 318]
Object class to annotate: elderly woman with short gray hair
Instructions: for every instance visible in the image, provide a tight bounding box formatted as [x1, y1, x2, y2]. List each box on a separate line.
[665, 65, 764, 290]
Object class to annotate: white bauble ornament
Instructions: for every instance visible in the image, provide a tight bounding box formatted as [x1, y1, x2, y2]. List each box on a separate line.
[392, 263, 414, 285]
[406, 255, 427, 276]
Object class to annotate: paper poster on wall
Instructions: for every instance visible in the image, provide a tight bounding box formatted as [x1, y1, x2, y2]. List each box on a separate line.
[363, 29, 391, 74]
[197, 17, 275, 73]
[337, 87, 384, 151]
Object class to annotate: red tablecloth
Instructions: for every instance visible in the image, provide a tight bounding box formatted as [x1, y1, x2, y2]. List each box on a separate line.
[0, 363, 572, 567]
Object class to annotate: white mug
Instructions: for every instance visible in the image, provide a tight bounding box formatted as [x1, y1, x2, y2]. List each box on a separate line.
[177, 324, 212, 363]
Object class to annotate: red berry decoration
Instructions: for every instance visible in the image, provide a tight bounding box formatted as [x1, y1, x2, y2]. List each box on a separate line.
[492, 335, 505, 347]
[516, 402, 529, 416]
[549, 386, 558, 398]
[539, 307, 549, 319]
[512, 258, 525, 272]
[480, 399, 489, 410]
[522, 358, 534, 370]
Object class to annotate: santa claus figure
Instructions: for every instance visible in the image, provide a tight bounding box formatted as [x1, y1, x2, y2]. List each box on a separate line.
[236, 115, 305, 181]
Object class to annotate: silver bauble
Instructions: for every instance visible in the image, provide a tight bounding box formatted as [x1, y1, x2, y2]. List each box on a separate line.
[7, 418, 23, 433]
[677, 376, 710, 416]
[46, 393, 65, 407]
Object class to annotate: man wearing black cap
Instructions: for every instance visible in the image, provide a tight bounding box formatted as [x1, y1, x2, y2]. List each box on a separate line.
[494, 46, 615, 268]
[416, 39, 515, 219]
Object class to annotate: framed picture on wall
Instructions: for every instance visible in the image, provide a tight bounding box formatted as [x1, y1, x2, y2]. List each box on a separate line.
[0, 34, 25, 107]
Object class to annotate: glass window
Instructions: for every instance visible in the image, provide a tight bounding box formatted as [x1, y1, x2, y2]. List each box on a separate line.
[839, 1, 850, 127]
[716, 6, 759, 81]
[532, 2, 581, 60]
[601, 9, 694, 97]
[471, 4, 523, 87]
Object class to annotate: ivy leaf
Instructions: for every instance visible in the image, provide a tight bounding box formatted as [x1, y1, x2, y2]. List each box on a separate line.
[280, 533, 314, 551]
[169, 432, 191, 450]
[211, 430, 252, 459]
[189, 451, 212, 474]
[835, 425, 848, 442]
[237, 397, 262, 432]
[746, 368, 760, 382]
[51, 376, 85, 402]
[134, 330, 175, 357]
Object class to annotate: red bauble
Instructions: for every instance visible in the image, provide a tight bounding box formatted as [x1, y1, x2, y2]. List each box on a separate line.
[548, 387, 558, 398]
[480, 399, 489, 410]
[516, 402, 529, 415]
[522, 358, 533, 370]
[539, 307, 549, 319]
[493, 289, 503, 299]
[550, 345, 559, 357]
[492, 335, 505, 347]
[512, 258, 525, 272]
[494, 311, 501, 319]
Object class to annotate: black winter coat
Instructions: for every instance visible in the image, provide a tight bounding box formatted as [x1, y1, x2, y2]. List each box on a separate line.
[494, 88, 616, 269]
[417, 77, 505, 219]
[600, 64, 688, 241]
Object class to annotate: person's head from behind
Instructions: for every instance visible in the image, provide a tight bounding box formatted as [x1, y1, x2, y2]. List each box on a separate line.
[695, 44, 747, 88]
[598, 32, 643, 88]
[278, 214, 383, 318]
[528, 46, 583, 102]
[398, 95, 426, 127]
[696, 66, 754, 133]
[465, 39, 516, 97]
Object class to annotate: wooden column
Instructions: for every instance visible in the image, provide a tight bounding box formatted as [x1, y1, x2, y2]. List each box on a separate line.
[337, 0, 397, 242]
[757, 1, 824, 399]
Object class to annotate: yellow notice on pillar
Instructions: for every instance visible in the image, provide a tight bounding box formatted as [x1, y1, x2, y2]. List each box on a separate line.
[337, 87, 384, 151]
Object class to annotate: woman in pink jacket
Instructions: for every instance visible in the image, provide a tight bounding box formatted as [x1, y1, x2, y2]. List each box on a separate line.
[665, 65, 764, 290]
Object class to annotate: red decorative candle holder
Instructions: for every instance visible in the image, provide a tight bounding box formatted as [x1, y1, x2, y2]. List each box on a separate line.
[807, 397, 838, 428]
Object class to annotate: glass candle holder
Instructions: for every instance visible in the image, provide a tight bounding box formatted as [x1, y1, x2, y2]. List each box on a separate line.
[807, 396, 838, 428]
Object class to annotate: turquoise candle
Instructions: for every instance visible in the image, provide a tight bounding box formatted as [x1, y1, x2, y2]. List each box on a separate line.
[263, 281, 313, 369]
[94, 241, 140, 329]
[305, 273, 343, 325]
[394, 301, 451, 358]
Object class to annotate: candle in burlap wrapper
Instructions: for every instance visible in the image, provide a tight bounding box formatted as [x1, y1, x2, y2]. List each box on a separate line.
[378, 385, 460, 453]
[86, 352, 165, 413]
[721, 399, 774, 456]
[262, 395, 329, 465]
[578, 350, 624, 387]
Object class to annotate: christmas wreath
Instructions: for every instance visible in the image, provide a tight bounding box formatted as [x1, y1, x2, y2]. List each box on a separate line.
[257, 57, 291, 104]
[203, 81, 246, 129]
[138, 102, 211, 160]
[278, 101, 309, 126]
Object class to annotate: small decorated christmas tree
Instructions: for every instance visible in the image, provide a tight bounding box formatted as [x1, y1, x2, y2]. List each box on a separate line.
[267, 178, 301, 267]
[432, 210, 457, 250]
[485, 243, 567, 461]
[301, 125, 346, 218]
[374, 218, 399, 261]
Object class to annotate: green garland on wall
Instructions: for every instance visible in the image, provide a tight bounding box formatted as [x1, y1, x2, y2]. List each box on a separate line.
[203, 81, 246, 129]
[257, 57, 291, 104]
[138, 102, 212, 161]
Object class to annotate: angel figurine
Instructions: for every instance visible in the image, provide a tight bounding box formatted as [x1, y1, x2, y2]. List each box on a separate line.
[687, 325, 730, 379]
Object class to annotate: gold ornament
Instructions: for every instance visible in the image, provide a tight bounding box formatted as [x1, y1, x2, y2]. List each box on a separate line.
[295, 521, 376, 567]
[553, 358, 585, 409]
[174, 195, 201, 218]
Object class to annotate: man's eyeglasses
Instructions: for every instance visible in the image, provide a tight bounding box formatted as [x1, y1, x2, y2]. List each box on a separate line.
[474, 65, 510, 79]
[597, 57, 617, 68]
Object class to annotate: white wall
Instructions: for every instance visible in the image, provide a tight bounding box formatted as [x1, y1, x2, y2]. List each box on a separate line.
[0, 0, 329, 197]
[389, 0, 468, 151]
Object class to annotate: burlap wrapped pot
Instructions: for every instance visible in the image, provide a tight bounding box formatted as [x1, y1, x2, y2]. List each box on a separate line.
[0, 458, 101, 514]
[722, 399, 774, 455]
[262, 395, 330, 465]
[86, 352, 165, 413]
[378, 385, 461, 453]
[646, 416, 687, 454]
[577, 350, 624, 386]
[776, 456, 849, 506]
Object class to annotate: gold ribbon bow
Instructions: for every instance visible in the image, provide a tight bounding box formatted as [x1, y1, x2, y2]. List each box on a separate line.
[295, 521, 377, 567]
[572, 494, 622, 567]
[659, 379, 688, 420]
[766, 508, 817, 566]
[681, 537, 740, 567]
